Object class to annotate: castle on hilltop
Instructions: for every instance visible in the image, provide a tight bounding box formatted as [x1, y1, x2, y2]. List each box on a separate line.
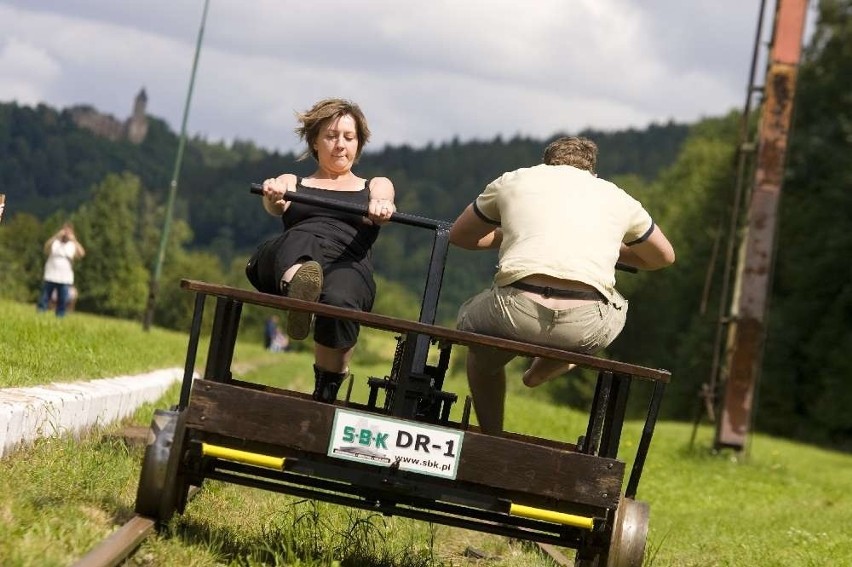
[68, 88, 149, 144]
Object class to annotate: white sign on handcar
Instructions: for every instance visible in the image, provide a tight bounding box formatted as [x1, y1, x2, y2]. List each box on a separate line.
[327, 408, 464, 480]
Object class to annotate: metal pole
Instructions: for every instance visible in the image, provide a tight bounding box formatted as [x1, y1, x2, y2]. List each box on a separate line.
[715, 0, 809, 450]
[143, 0, 210, 331]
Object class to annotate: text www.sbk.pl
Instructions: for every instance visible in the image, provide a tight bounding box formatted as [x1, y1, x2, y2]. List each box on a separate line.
[398, 455, 452, 472]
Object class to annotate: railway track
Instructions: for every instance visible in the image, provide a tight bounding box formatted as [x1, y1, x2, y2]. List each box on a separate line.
[71, 514, 156, 567]
[71, 486, 200, 567]
[71, 507, 574, 567]
[72, 517, 573, 567]
[537, 542, 574, 566]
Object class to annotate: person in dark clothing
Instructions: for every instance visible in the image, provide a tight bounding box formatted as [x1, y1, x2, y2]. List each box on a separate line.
[246, 98, 395, 402]
[264, 315, 278, 350]
[264, 315, 289, 352]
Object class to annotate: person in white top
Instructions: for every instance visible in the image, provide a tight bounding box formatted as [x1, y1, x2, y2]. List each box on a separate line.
[37, 222, 85, 317]
[450, 136, 675, 435]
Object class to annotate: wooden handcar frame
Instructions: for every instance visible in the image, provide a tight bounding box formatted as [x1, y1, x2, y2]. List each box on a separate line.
[135, 191, 670, 566]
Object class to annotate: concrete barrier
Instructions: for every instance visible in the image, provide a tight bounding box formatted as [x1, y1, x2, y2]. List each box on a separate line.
[0, 368, 186, 458]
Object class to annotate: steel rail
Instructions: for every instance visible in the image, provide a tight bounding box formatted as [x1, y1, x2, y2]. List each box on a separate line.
[536, 542, 574, 566]
[70, 515, 155, 567]
[71, 483, 572, 566]
[72, 487, 200, 567]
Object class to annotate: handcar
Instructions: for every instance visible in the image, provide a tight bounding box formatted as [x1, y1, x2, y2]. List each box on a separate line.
[135, 188, 670, 567]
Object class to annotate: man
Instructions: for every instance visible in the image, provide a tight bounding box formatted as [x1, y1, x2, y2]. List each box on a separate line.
[449, 136, 675, 435]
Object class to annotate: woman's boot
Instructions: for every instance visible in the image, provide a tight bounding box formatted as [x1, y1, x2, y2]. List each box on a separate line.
[312, 365, 347, 403]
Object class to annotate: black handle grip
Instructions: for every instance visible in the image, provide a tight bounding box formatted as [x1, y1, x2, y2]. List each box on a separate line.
[615, 262, 638, 273]
[250, 183, 448, 231]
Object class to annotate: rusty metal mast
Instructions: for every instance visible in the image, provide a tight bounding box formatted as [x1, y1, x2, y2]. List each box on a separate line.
[714, 0, 810, 450]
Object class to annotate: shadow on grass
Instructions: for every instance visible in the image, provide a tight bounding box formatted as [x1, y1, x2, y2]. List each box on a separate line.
[165, 499, 443, 567]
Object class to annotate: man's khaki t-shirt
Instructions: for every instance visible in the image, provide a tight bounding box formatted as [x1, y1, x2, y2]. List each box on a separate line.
[473, 164, 653, 302]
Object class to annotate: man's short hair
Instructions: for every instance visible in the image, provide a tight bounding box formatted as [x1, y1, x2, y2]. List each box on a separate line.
[543, 136, 598, 174]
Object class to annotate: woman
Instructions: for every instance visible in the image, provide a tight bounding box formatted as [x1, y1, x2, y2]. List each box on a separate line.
[37, 222, 86, 317]
[246, 98, 396, 403]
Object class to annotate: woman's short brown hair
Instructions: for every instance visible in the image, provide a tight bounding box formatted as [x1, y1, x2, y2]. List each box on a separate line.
[543, 136, 598, 174]
[294, 98, 371, 162]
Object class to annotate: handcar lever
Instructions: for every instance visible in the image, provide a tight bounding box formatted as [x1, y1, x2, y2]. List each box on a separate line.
[250, 183, 635, 272]
[249, 183, 449, 231]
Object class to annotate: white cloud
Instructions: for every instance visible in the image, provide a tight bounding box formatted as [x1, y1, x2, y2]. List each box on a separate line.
[0, 0, 813, 154]
[0, 34, 61, 104]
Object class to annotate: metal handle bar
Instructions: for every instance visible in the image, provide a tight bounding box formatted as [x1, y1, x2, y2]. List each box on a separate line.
[250, 183, 637, 272]
[250, 183, 449, 231]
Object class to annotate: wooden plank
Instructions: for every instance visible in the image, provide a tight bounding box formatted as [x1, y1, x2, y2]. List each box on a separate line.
[185, 381, 623, 509]
[227, 379, 582, 455]
[181, 279, 670, 382]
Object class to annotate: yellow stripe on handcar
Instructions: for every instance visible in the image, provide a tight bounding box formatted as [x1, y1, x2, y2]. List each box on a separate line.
[201, 443, 285, 470]
[509, 503, 595, 530]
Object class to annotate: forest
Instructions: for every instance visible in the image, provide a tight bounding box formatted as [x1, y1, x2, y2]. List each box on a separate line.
[1, 0, 850, 449]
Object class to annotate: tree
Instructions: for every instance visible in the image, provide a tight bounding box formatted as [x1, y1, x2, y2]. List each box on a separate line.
[0, 212, 44, 302]
[610, 114, 741, 418]
[73, 173, 149, 318]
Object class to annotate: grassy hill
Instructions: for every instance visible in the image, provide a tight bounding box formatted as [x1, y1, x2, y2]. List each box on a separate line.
[0, 301, 849, 565]
[1, 299, 193, 388]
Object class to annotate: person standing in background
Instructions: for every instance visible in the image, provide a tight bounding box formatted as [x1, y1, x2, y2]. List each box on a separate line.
[37, 222, 85, 317]
[265, 315, 281, 350]
[264, 314, 290, 352]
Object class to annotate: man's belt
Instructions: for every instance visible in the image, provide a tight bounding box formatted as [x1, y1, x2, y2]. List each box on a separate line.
[508, 281, 606, 302]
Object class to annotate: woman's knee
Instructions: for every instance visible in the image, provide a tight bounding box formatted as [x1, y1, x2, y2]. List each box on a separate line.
[322, 285, 371, 311]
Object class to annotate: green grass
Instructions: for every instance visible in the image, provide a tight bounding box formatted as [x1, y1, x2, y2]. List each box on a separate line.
[1, 299, 194, 388]
[638, 424, 851, 566]
[1, 300, 851, 566]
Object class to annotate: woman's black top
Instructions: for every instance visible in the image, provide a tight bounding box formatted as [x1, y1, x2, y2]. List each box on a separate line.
[282, 177, 379, 261]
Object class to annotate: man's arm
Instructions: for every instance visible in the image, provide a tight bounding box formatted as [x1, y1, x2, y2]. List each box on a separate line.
[449, 205, 502, 250]
[618, 225, 675, 270]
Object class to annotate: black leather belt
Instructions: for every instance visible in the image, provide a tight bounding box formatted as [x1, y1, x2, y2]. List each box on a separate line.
[509, 281, 606, 302]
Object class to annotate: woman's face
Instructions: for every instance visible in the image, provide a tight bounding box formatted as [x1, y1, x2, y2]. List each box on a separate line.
[313, 114, 359, 175]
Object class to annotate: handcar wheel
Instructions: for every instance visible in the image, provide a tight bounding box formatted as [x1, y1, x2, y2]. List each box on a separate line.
[573, 497, 650, 567]
[606, 497, 650, 567]
[157, 408, 189, 522]
[134, 409, 187, 523]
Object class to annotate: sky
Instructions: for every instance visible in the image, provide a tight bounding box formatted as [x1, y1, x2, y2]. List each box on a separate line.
[0, 0, 818, 155]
